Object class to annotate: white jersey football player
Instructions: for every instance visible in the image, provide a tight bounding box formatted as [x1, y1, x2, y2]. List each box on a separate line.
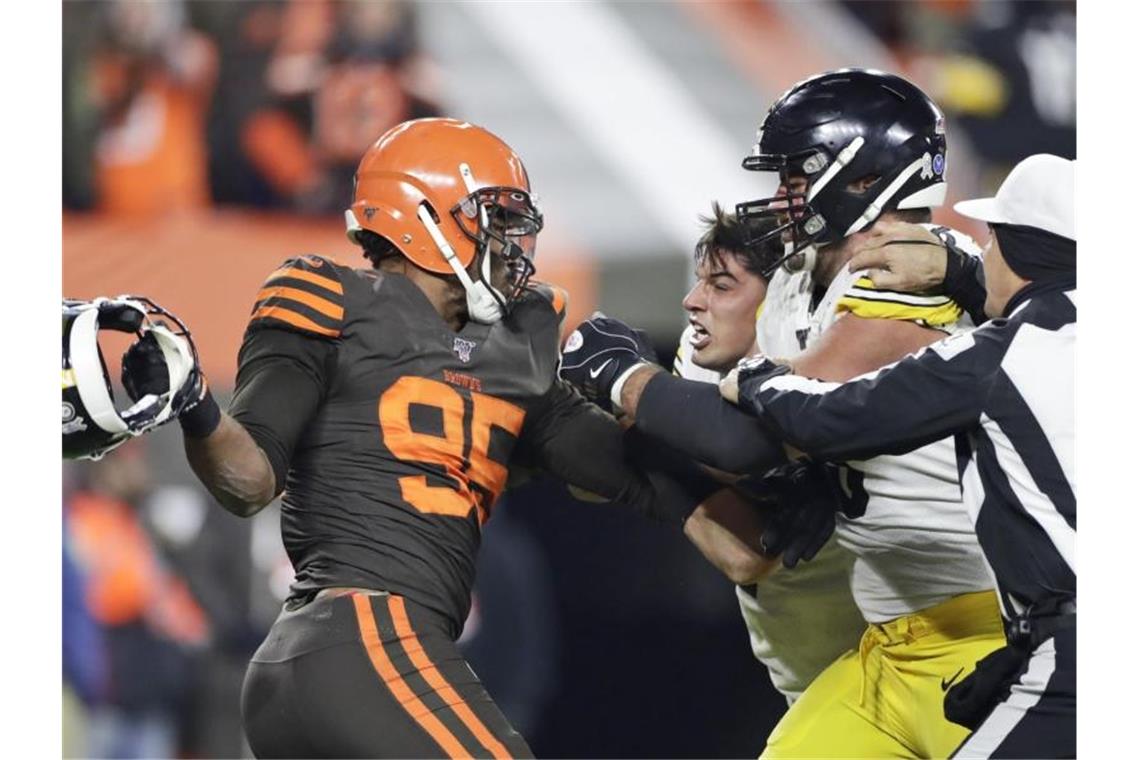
[583, 70, 1009, 758]
[728, 70, 1005, 759]
[674, 204, 866, 704]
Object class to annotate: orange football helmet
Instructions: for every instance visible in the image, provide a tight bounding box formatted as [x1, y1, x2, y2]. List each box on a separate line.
[345, 118, 544, 323]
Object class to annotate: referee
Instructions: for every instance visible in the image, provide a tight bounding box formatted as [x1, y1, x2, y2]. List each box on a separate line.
[722, 154, 1076, 758]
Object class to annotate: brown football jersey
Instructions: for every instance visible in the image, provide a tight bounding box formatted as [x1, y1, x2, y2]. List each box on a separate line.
[235, 255, 577, 633]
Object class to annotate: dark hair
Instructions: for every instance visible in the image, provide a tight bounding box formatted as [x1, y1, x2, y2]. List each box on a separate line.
[889, 207, 932, 224]
[357, 229, 403, 269]
[693, 202, 782, 280]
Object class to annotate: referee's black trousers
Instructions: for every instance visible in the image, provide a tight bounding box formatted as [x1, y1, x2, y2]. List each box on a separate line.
[241, 590, 533, 759]
[952, 625, 1075, 758]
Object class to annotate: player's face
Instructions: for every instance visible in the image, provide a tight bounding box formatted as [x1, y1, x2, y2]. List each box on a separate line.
[484, 203, 538, 297]
[683, 250, 768, 373]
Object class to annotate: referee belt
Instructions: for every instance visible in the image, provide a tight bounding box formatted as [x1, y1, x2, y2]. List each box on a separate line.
[1005, 598, 1076, 651]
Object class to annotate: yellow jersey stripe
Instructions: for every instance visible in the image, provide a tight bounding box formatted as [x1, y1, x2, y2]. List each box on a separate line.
[837, 295, 963, 327]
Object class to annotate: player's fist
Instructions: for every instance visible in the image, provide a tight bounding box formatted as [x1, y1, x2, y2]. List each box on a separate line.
[559, 313, 656, 411]
[122, 333, 171, 400]
[757, 462, 840, 569]
[120, 318, 207, 420]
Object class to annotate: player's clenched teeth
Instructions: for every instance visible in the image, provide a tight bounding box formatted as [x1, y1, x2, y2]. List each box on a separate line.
[690, 322, 711, 350]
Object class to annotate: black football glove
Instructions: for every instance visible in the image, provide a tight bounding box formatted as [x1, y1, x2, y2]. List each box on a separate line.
[728, 354, 792, 416]
[122, 333, 170, 400]
[737, 461, 840, 570]
[121, 330, 208, 417]
[559, 313, 656, 412]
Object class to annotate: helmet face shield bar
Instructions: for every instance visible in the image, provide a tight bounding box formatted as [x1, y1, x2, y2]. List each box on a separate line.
[736, 153, 829, 276]
[451, 186, 544, 310]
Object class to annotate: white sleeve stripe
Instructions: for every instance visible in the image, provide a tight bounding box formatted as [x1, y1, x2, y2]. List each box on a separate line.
[1001, 324, 1075, 494]
[953, 639, 1057, 758]
[760, 373, 843, 395]
[981, 412, 1076, 573]
[844, 287, 953, 307]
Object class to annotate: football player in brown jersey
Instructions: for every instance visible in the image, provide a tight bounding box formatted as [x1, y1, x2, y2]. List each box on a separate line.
[121, 118, 711, 758]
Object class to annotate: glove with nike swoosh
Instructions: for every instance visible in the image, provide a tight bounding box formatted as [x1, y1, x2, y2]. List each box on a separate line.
[559, 313, 657, 412]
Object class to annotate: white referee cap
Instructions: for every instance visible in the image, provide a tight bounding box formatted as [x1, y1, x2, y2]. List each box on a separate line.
[954, 154, 1075, 241]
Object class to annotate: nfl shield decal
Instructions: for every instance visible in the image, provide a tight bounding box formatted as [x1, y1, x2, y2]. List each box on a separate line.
[453, 337, 477, 363]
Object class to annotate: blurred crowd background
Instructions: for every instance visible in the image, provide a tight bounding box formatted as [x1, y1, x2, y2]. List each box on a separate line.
[61, 1, 1075, 757]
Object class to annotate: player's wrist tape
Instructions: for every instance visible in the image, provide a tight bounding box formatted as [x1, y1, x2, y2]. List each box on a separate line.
[180, 388, 222, 439]
[610, 361, 649, 412]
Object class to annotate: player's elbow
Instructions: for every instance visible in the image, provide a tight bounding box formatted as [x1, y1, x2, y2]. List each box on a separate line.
[722, 553, 781, 585]
[214, 489, 275, 518]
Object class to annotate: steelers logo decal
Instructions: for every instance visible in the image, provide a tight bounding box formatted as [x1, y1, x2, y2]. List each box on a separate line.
[564, 329, 584, 354]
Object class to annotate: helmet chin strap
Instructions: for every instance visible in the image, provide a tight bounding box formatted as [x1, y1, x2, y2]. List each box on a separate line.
[415, 204, 504, 324]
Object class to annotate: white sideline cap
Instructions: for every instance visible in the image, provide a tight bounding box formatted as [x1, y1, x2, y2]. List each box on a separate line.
[954, 154, 1075, 241]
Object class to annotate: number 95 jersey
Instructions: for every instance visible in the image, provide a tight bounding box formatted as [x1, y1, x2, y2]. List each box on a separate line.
[230, 255, 569, 636]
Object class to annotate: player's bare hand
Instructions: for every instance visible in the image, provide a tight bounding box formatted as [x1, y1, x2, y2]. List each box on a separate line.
[720, 367, 741, 404]
[847, 220, 947, 293]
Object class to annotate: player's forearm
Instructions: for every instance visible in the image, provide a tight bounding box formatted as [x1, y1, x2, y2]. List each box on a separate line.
[684, 490, 780, 585]
[617, 363, 662, 417]
[184, 413, 278, 517]
[741, 347, 981, 462]
[634, 372, 787, 474]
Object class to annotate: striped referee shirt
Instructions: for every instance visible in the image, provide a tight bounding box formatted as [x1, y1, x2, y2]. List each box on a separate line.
[742, 280, 1076, 618]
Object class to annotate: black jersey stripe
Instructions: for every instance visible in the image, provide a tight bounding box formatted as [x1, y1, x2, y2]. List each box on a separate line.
[988, 372, 1076, 529]
[971, 426, 1075, 612]
[255, 284, 344, 320]
[265, 263, 344, 296]
[251, 298, 339, 330]
[844, 289, 953, 307]
[250, 302, 340, 337]
[261, 272, 345, 305]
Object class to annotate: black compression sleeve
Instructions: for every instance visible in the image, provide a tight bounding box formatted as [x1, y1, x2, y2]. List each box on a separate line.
[229, 327, 336, 493]
[622, 428, 721, 524]
[635, 372, 787, 474]
[943, 239, 988, 325]
[518, 379, 707, 525]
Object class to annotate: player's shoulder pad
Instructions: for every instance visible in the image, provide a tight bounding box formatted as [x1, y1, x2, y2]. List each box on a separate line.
[837, 270, 962, 329]
[249, 254, 346, 338]
[525, 280, 569, 321]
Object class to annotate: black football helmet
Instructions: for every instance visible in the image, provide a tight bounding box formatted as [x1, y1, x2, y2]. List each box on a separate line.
[736, 68, 948, 274]
[62, 296, 199, 460]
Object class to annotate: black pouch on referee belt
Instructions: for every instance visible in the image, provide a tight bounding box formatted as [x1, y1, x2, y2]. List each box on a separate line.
[943, 599, 1076, 730]
[943, 643, 1029, 730]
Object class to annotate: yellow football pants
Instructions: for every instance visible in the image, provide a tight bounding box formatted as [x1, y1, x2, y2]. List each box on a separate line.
[761, 590, 1006, 759]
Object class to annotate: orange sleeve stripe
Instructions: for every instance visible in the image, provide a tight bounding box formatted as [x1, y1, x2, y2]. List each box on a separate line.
[250, 305, 340, 337]
[255, 285, 344, 320]
[389, 596, 514, 759]
[265, 265, 344, 295]
[550, 286, 566, 315]
[351, 595, 470, 759]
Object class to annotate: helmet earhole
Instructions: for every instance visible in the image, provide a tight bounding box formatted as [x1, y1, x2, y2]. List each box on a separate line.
[420, 201, 440, 224]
